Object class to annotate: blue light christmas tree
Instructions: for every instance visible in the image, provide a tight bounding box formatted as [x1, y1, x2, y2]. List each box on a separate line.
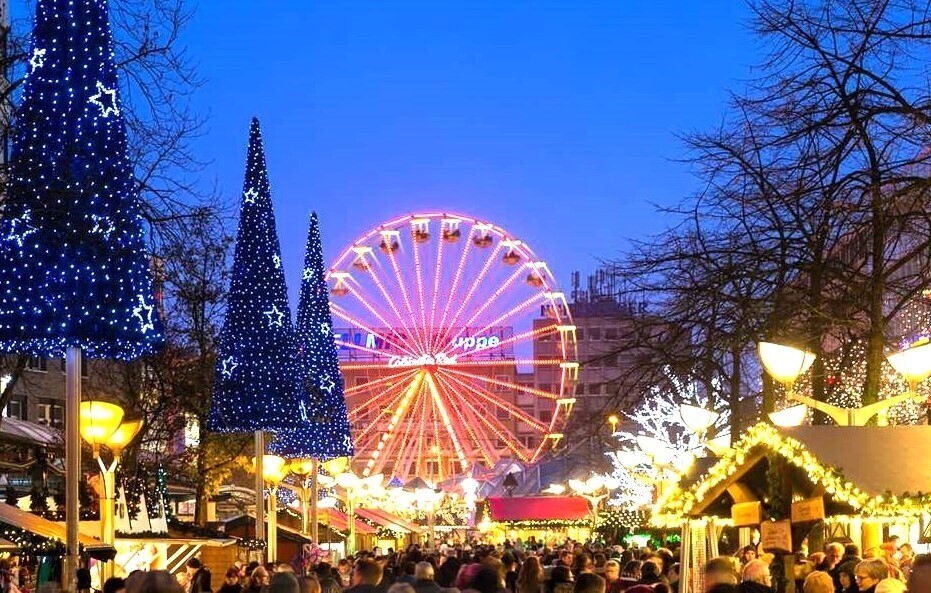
[0, 0, 163, 359]
[270, 213, 354, 459]
[209, 118, 305, 433]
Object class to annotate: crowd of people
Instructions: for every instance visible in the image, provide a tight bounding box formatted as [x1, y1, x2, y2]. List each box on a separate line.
[89, 537, 931, 593]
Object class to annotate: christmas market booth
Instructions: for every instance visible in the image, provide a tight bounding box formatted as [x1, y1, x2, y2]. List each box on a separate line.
[651, 422, 931, 593]
[479, 496, 592, 543]
[354, 507, 422, 552]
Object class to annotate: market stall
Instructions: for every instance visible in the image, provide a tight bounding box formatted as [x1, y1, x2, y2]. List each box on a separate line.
[480, 496, 592, 543]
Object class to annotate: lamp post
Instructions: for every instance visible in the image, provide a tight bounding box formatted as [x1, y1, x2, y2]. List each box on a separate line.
[759, 341, 928, 426]
[286, 459, 318, 539]
[566, 476, 611, 534]
[317, 496, 337, 551]
[607, 414, 619, 433]
[79, 401, 143, 582]
[253, 455, 289, 563]
[333, 471, 384, 557]
[415, 484, 439, 550]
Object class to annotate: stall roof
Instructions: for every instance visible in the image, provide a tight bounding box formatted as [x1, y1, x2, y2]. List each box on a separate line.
[319, 508, 378, 535]
[487, 496, 590, 522]
[355, 508, 423, 535]
[652, 423, 931, 527]
[0, 503, 113, 553]
[0, 418, 62, 448]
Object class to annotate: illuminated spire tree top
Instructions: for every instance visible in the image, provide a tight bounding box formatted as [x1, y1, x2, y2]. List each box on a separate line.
[209, 118, 305, 433]
[271, 213, 354, 459]
[0, 0, 164, 359]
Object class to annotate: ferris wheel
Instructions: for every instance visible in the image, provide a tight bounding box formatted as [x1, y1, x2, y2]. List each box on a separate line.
[328, 212, 578, 482]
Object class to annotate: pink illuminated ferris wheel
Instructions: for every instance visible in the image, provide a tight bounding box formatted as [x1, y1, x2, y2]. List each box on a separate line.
[328, 212, 578, 482]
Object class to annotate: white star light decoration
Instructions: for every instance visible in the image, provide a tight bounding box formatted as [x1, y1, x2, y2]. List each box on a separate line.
[90, 215, 115, 239]
[133, 295, 156, 333]
[319, 322, 331, 335]
[273, 255, 281, 269]
[320, 374, 336, 394]
[264, 304, 285, 328]
[29, 48, 46, 72]
[302, 267, 313, 281]
[89, 81, 120, 118]
[220, 356, 238, 379]
[5, 209, 36, 247]
[243, 187, 259, 204]
[299, 401, 310, 422]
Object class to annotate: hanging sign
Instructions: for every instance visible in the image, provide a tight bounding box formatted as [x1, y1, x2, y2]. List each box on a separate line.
[791, 496, 825, 523]
[760, 520, 792, 554]
[731, 501, 762, 527]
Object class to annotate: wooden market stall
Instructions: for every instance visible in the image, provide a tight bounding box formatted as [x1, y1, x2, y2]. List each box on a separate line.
[481, 496, 592, 543]
[354, 507, 422, 551]
[652, 422, 931, 593]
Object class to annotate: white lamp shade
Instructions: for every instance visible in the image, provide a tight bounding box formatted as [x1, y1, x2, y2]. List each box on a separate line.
[567, 479, 588, 494]
[887, 341, 931, 386]
[679, 404, 720, 433]
[706, 433, 732, 456]
[616, 450, 646, 470]
[544, 484, 566, 495]
[362, 473, 384, 488]
[317, 474, 336, 488]
[585, 475, 605, 491]
[318, 496, 338, 509]
[335, 472, 360, 489]
[758, 342, 816, 385]
[769, 404, 809, 427]
[636, 435, 675, 466]
[461, 477, 479, 494]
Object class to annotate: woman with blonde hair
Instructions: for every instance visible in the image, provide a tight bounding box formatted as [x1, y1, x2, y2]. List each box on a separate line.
[517, 556, 544, 593]
[802, 571, 833, 593]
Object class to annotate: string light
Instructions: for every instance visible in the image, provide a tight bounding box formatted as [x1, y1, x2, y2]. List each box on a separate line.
[208, 118, 305, 432]
[0, 0, 164, 360]
[270, 213, 354, 459]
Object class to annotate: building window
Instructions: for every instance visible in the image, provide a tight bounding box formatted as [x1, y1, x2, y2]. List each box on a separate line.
[26, 357, 47, 372]
[354, 376, 369, 387]
[589, 327, 602, 341]
[538, 383, 551, 393]
[496, 407, 510, 420]
[496, 439, 506, 449]
[604, 327, 619, 340]
[37, 399, 64, 429]
[538, 410, 549, 421]
[59, 358, 89, 376]
[575, 328, 584, 341]
[588, 383, 602, 396]
[3, 396, 25, 420]
[493, 375, 509, 392]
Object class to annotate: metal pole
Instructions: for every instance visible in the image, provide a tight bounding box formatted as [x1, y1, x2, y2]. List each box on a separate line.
[65, 347, 82, 591]
[310, 459, 319, 543]
[254, 431, 265, 564]
[267, 488, 278, 564]
[346, 494, 355, 557]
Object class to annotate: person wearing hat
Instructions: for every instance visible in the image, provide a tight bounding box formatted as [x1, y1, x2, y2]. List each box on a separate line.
[187, 558, 213, 593]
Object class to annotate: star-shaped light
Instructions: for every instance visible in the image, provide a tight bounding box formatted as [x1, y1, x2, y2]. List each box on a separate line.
[243, 187, 259, 204]
[320, 374, 336, 394]
[299, 401, 310, 422]
[133, 295, 156, 333]
[264, 304, 285, 328]
[273, 255, 281, 269]
[89, 81, 120, 118]
[90, 215, 115, 239]
[319, 322, 331, 335]
[29, 48, 46, 72]
[220, 356, 238, 379]
[5, 209, 36, 248]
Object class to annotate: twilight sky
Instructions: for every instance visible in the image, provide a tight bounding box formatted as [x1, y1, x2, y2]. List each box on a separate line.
[18, 1, 761, 301]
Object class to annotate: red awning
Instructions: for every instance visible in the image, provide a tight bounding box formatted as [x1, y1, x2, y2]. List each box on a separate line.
[487, 496, 591, 522]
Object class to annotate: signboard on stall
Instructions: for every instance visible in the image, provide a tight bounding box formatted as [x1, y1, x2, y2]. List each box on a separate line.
[760, 520, 792, 553]
[791, 496, 825, 523]
[731, 502, 762, 527]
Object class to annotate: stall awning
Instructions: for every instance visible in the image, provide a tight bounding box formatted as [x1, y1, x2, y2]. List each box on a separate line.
[0, 502, 114, 557]
[355, 508, 423, 535]
[319, 508, 377, 535]
[0, 418, 62, 448]
[487, 496, 591, 522]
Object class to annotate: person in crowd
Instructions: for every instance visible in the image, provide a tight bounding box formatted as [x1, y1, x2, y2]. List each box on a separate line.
[601, 561, 620, 593]
[666, 565, 679, 593]
[502, 554, 519, 593]
[836, 561, 857, 593]
[412, 562, 445, 593]
[399, 564, 418, 587]
[872, 580, 904, 593]
[908, 554, 931, 592]
[896, 543, 914, 580]
[218, 569, 242, 593]
[572, 554, 594, 578]
[573, 574, 604, 593]
[544, 566, 573, 593]
[739, 547, 757, 568]
[436, 557, 462, 589]
[465, 567, 507, 593]
[248, 567, 271, 593]
[620, 562, 640, 583]
[593, 554, 607, 576]
[270, 574, 300, 593]
[706, 586, 736, 593]
[187, 559, 213, 593]
[347, 560, 385, 593]
[103, 577, 127, 593]
[388, 585, 415, 593]
[737, 560, 773, 593]
[126, 571, 185, 593]
[801, 571, 832, 593]
[635, 563, 661, 589]
[854, 559, 887, 593]
[517, 556, 545, 593]
[703, 558, 738, 592]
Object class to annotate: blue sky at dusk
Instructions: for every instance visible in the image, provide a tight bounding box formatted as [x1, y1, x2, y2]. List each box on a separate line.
[18, 1, 760, 300]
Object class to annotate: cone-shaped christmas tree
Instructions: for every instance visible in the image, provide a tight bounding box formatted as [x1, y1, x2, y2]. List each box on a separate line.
[270, 213, 354, 458]
[0, 0, 163, 359]
[209, 119, 305, 433]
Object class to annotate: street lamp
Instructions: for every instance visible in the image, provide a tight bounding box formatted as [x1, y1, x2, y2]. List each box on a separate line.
[252, 455, 289, 563]
[461, 476, 480, 510]
[607, 414, 620, 433]
[332, 471, 383, 556]
[757, 342, 816, 395]
[543, 483, 566, 495]
[79, 401, 143, 581]
[317, 496, 337, 550]
[566, 476, 611, 532]
[415, 483, 440, 550]
[887, 340, 931, 394]
[285, 458, 319, 539]
[678, 404, 720, 435]
[768, 404, 809, 427]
